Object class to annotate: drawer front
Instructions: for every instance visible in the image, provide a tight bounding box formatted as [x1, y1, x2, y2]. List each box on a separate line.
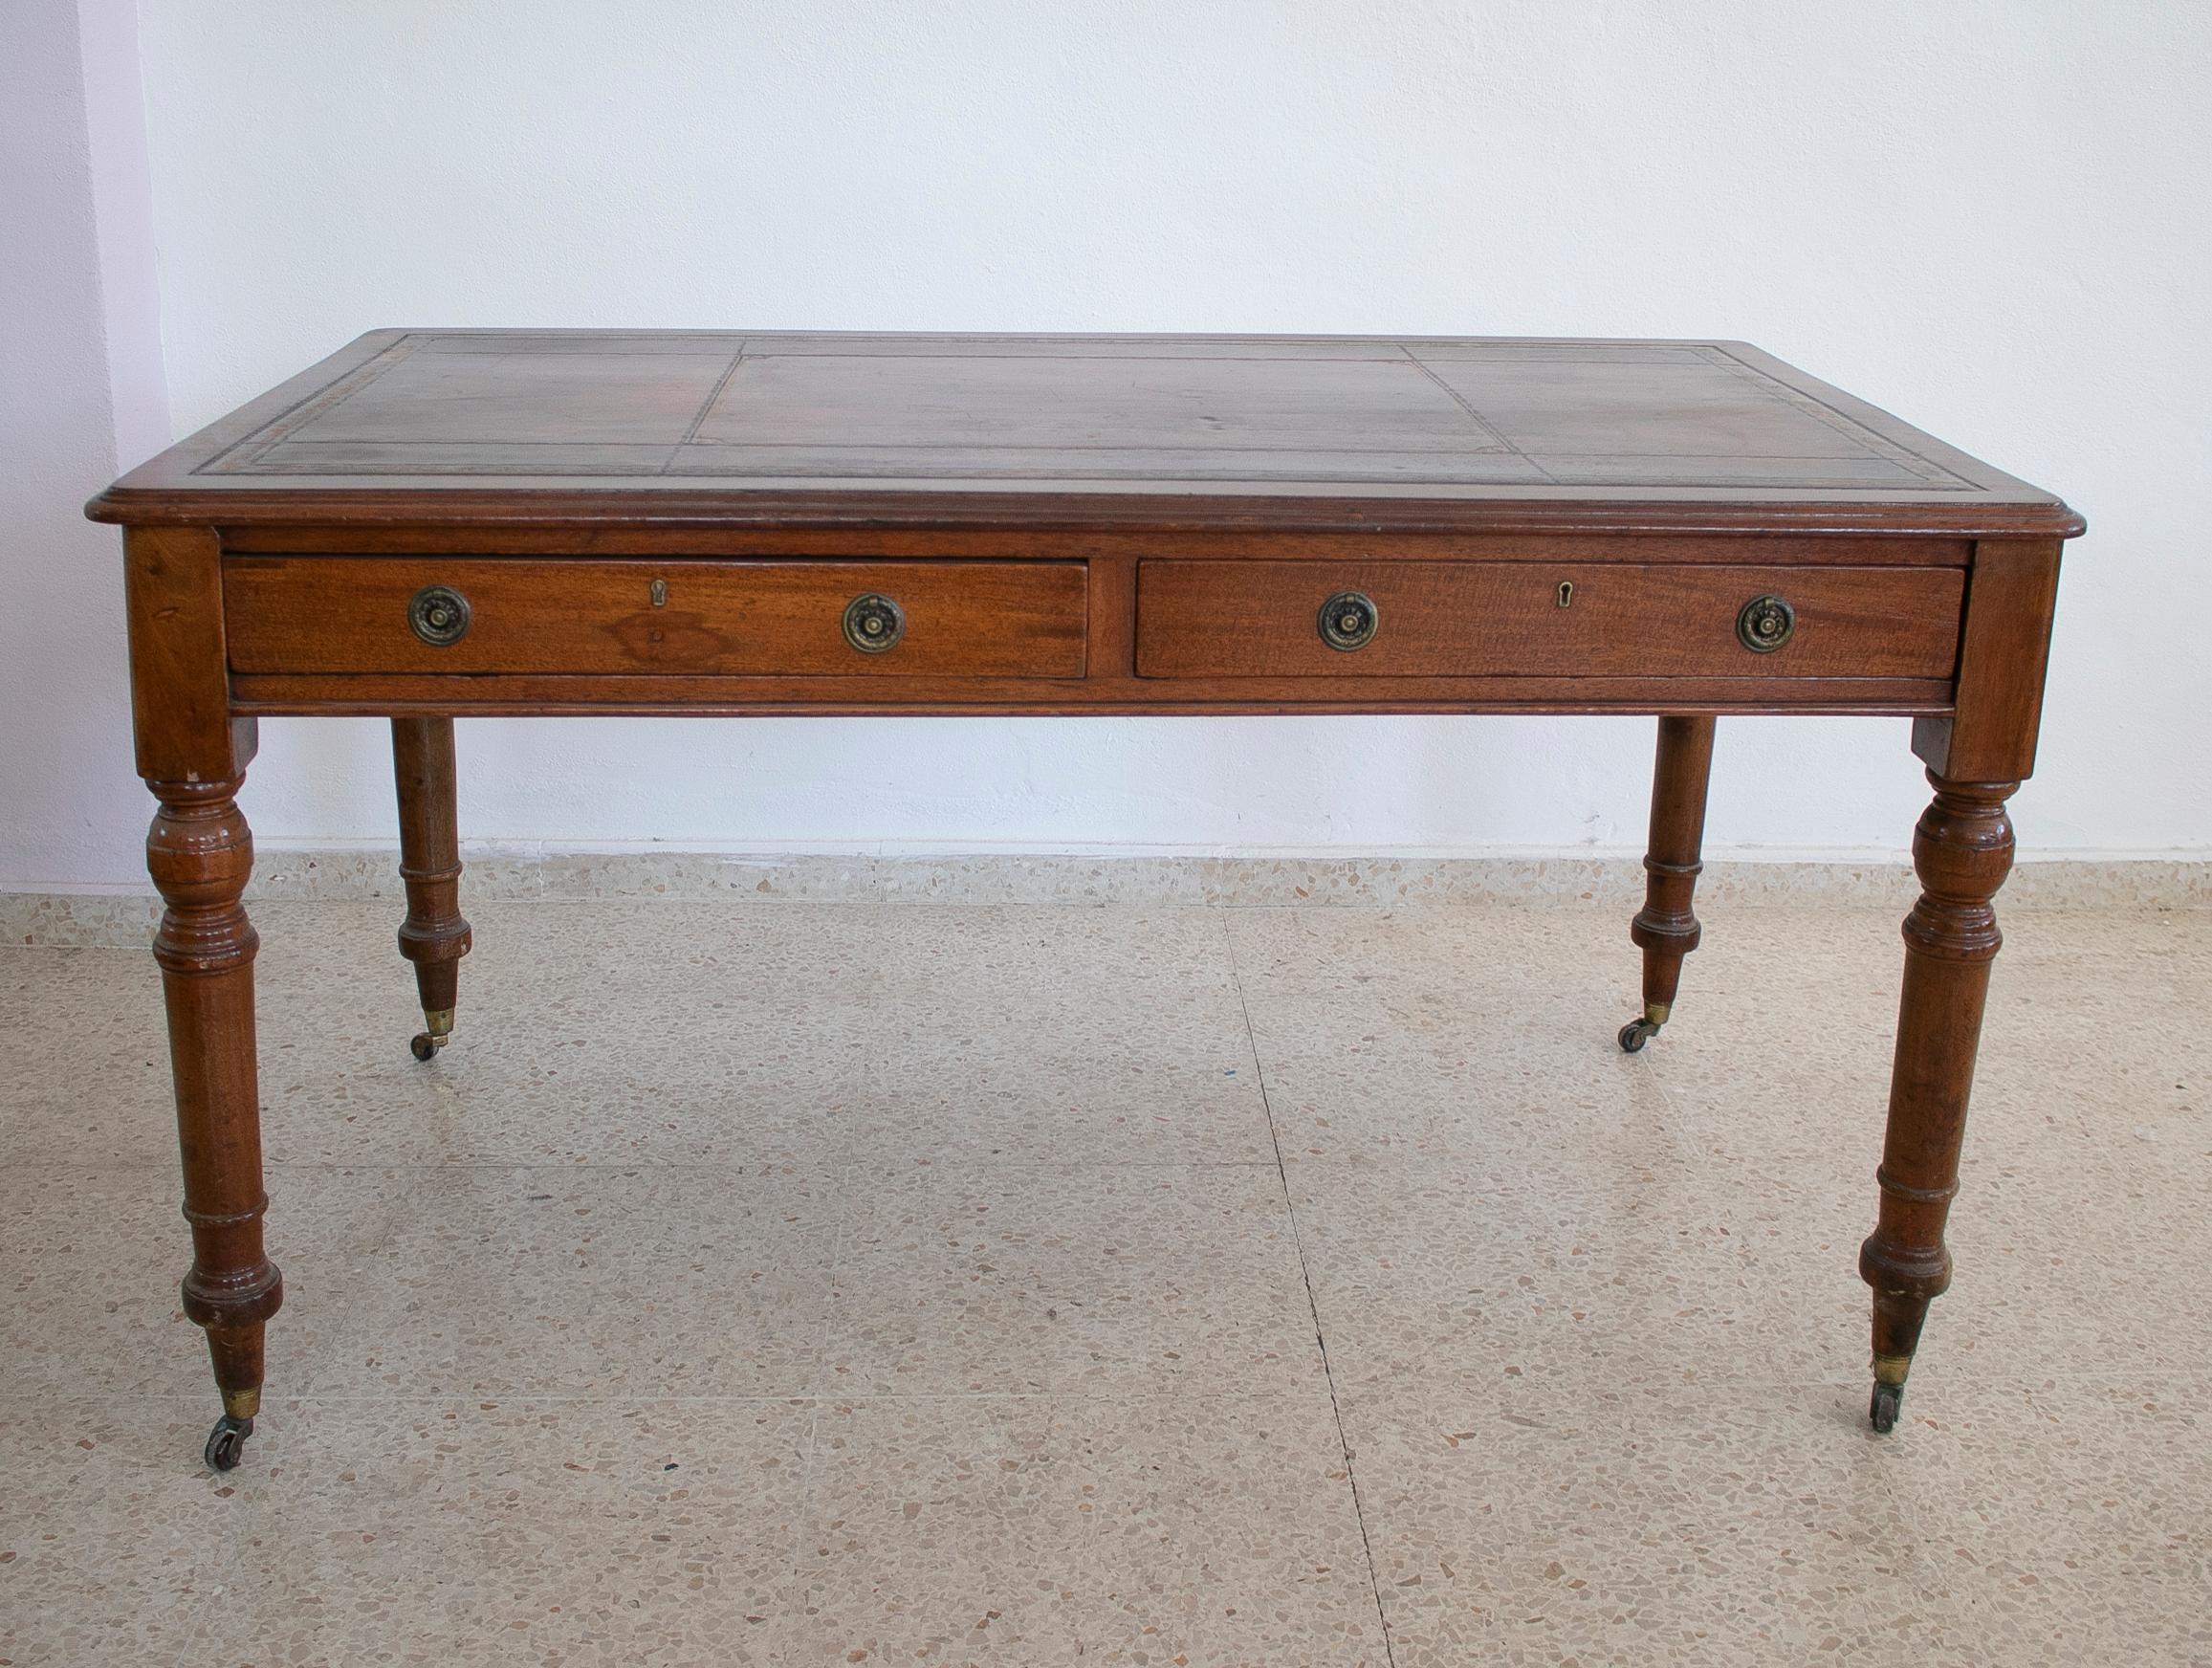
[1135, 560, 1962, 680]
[225, 559, 1088, 677]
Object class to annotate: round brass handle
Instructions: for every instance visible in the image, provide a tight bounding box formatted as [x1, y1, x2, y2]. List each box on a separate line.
[1318, 589, 1380, 651]
[407, 584, 471, 647]
[1736, 594, 1795, 654]
[843, 592, 906, 654]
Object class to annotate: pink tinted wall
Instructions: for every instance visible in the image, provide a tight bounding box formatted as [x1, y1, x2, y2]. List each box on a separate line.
[0, 0, 167, 889]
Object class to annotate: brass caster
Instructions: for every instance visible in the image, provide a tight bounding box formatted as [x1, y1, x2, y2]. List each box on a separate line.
[411, 1007, 454, 1062]
[1869, 1380, 1904, 1434]
[205, 1412, 254, 1471]
[1617, 1018, 1662, 1053]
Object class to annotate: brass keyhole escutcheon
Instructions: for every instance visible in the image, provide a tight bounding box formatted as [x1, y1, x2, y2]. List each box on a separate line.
[843, 593, 907, 654]
[1736, 593, 1796, 653]
[407, 584, 471, 647]
[1557, 581, 1574, 608]
[649, 580, 668, 608]
[1318, 589, 1380, 651]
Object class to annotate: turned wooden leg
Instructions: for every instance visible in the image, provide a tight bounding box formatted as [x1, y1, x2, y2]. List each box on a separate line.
[147, 777, 282, 1470]
[1859, 771, 2016, 1432]
[1619, 714, 1716, 1052]
[391, 716, 471, 1061]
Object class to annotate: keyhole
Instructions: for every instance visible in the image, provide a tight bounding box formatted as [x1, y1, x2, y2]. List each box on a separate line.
[1556, 581, 1574, 609]
[649, 580, 668, 608]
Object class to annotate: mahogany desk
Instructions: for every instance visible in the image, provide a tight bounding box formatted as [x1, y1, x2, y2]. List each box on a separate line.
[88, 331, 2081, 1470]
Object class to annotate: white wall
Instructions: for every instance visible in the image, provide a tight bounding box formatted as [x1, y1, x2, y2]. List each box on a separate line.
[9, 2, 2209, 888]
[0, 0, 167, 890]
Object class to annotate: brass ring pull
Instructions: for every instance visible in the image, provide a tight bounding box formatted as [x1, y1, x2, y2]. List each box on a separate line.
[1318, 589, 1379, 651]
[1736, 594, 1795, 653]
[407, 584, 471, 647]
[843, 592, 906, 654]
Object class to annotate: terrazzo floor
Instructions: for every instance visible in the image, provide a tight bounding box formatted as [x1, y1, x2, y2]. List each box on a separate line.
[1, 894, 2207, 1665]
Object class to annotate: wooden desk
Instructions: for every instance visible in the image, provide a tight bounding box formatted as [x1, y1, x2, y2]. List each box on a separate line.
[88, 331, 2082, 1470]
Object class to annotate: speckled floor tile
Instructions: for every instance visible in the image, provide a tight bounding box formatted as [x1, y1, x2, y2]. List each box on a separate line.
[0, 946, 176, 1162]
[1340, 1381, 1950, 1667]
[791, 1394, 1386, 1666]
[4, 896, 2208, 1666]
[1639, 903, 2066, 1169]
[449, 899, 1244, 1010]
[0, 1164, 376, 1402]
[821, 1162, 1322, 1396]
[0, 1400, 231, 1667]
[1639, 901, 2212, 1163]
[1241, 984, 1678, 1165]
[256, 994, 1273, 1171]
[1639, 912, 2212, 1389]
[1872, 1377, 2212, 1665]
[1576, 1077, 2179, 1398]
[1224, 856, 1663, 1176]
[185, 1396, 815, 1667]
[1284, 1155, 1859, 1394]
[300, 1163, 841, 1398]
[1227, 902, 1628, 1003]
[246, 902, 1272, 1168]
[1972, 911, 2212, 1154]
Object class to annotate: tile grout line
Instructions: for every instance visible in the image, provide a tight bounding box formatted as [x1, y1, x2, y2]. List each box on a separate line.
[1218, 912, 1399, 1668]
[242, 1156, 1292, 1175]
[778, 1174, 845, 1637]
[80, 1362, 2198, 1413]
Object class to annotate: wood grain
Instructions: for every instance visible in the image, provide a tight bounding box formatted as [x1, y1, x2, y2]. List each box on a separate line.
[1913, 537, 2066, 782]
[1134, 561, 1963, 680]
[213, 525, 1977, 567]
[85, 328, 2087, 1457]
[1630, 716, 1718, 1029]
[390, 716, 471, 1044]
[85, 331, 2085, 538]
[123, 527, 257, 780]
[1860, 771, 2019, 1426]
[224, 558, 1089, 679]
[224, 671, 1959, 718]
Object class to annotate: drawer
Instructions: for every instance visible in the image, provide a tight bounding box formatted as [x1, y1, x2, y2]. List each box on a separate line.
[224, 558, 1088, 677]
[1135, 560, 1962, 680]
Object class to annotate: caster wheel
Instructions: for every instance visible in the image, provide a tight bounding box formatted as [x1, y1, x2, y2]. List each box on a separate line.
[1869, 1382, 1903, 1434]
[1617, 1018, 1660, 1054]
[409, 1033, 438, 1062]
[205, 1413, 254, 1471]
